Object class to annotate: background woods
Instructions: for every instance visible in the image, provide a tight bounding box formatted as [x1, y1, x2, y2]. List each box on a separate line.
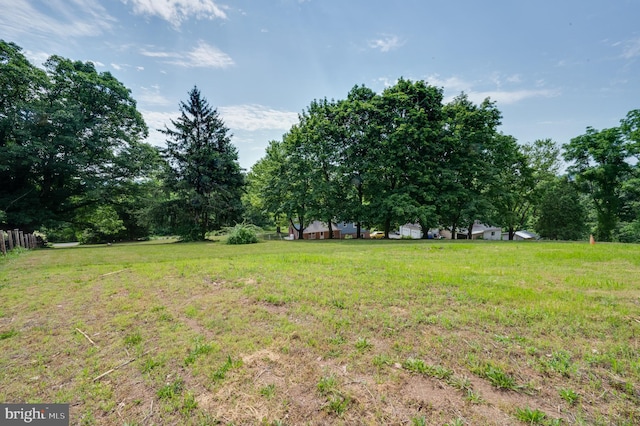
[2, 40, 640, 244]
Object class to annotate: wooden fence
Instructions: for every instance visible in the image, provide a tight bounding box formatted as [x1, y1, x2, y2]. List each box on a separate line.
[0, 229, 38, 256]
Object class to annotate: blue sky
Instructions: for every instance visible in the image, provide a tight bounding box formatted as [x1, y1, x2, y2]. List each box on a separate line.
[1, 0, 639, 170]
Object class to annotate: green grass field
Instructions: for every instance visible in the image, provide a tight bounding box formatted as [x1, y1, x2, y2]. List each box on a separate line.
[1, 239, 639, 425]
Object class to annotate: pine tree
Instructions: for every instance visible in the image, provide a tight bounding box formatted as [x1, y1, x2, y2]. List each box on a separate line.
[162, 86, 243, 240]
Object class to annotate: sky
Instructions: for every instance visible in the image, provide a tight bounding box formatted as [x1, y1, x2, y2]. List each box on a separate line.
[1, 0, 639, 170]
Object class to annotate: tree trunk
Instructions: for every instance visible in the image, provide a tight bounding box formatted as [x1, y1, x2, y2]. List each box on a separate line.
[327, 220, 333, 239]
[451, 222, 457, 240]
[508, 227, 515, 240]
[467, 221, 474, 240]
[356, 221, 361, 239]
[384, 217, 391, 239]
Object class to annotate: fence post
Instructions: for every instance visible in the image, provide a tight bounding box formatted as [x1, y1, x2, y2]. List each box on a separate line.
[7, 230, 14, 250]
[30, 234, 36, 249]
[0, 230, 6, 255]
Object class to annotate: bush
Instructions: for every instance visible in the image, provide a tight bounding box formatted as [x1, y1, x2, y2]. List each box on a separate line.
[226, 224, 259, 245]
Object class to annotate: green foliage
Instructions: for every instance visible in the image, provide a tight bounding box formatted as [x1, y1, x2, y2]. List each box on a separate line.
[160, 86, 244, 241]
[184, 337, 214, 366]
[559, 387, 579, 405]
[514, 407, 547, 424]
[564, 122, 639, 241]
[226, 223, 260, 245]
[157, 379, 184, 400]
[0, 329, 18, 340]
[0, 41, 155, 233]
[534, 177, 587, 240]
[211, 355, 242, 383]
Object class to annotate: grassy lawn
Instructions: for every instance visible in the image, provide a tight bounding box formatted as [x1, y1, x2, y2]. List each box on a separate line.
[1, 239, 639, 425]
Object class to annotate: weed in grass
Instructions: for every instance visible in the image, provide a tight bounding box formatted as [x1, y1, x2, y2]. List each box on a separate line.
[0, 329, 17, 340]
[184, 305, 198, 318]
[465, 389, 484, 404]
[331, 298, 346, 309]
[157, 379, 184, 400]
[260, 384, 276, 398]
[445, 419, 465, 426]
[328, 334, 346, 345]
[123, 331, 142, 347]
[141, 357, 163, 374]
[540, 350, 574, 377]
[181, 392, 198, 416]
[355, 337, 373, 351]
[373, 353, 393, 369]
[403, 358, 428, 374]
[559, 387, 579, 405]
[184, 337, 214, 366]
[327, 393, 350, 416]
[482, 364, 517, 390]
[403, 358, 453, 380]
[317, 375, 338, 396]
[411, 415, 427, 426]
[211, 355, 242, 383]
[514, 407, 546, 424]
[448, 375, 472, 391]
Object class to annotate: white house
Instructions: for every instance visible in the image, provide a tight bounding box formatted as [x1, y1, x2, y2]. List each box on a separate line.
[399, 223, 423, 239]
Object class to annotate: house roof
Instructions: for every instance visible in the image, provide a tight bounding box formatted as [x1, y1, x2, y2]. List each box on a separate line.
[515, 230, 537, 239]
[303, 221, 339, 233]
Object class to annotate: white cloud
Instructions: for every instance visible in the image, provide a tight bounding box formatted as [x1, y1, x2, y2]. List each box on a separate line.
[181, 41, 234, 68]
[426, 73, 559, 105]
[141, 110, 179, 147]
[0, 0, 113, 40]
[621, 37, 640, 59]
[138, 86, 172, 107]
[122, 0, 227, 27]
[141, 41, 234, 68]
[141, 104, 297, 148]
[111, 63, 122, 70]
[219, 104, 298, 131]
[368, 34, 404, 52]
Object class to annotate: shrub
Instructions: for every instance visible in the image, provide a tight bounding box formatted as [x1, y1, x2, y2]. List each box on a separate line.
[226, 223, 260, 245]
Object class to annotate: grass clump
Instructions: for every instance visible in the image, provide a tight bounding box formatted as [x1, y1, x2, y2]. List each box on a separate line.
[211, 355, 242, 383]
[184, 337, 215, 366]
[0, 329, 18, 340]
[514, 407, 546, 424]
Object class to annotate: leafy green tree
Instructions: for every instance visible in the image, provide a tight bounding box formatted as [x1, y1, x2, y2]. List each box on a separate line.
[336, 85, 379, 238]
[366, 78, 443, 237]
[161, 86, 244, 240]
[534, 177, 587, 240]
[487, 134, 535, 240]
[438, 93, 502, 239]
[294, 98, 346, 238]
[0, 41, 152, 232]
[564, 123, 638, 241]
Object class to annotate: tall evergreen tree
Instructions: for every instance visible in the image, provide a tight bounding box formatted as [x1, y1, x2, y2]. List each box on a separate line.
[161, 86, 243, 240]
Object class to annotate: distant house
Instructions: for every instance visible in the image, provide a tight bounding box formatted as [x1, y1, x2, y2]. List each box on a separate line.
[288, 221, 341, 240]
[287, 221, 371, 240]
[336, 222, 370, 239]
[399, 223, 423, 239]
[471, 223, 502, 240]
[512, 230, 538, 241]
[441, 221, 501, 240]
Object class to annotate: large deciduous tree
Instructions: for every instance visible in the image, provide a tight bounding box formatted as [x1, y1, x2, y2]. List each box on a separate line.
[438, 93, 502, 239]
[564, 120, 639, 241]
[161, 86, 243, 241]
[0, 41, 153, 233]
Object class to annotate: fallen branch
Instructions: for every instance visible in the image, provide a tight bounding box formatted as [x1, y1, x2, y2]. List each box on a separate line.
[75, 328, 98, 348]
[93, 358, 136, 382]
[92, 349, 154, 382]
[100, 269, 128, 277]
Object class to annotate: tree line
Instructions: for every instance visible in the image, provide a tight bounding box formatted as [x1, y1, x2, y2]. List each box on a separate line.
[2, 40, 639, 243]
[245, 80, 640, 242]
